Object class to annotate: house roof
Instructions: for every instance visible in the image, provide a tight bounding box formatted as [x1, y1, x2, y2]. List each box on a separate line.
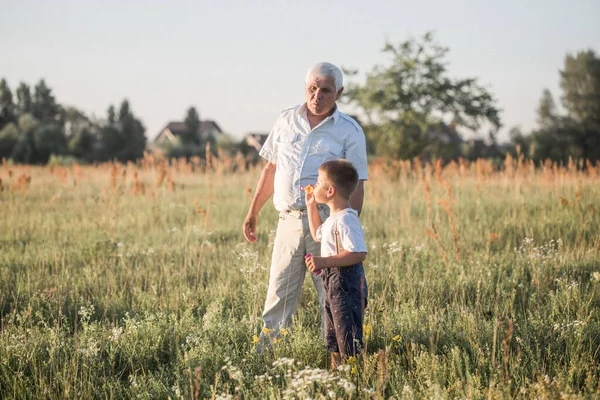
[244, 132, 270, 151]
[156, 120, 223, 141]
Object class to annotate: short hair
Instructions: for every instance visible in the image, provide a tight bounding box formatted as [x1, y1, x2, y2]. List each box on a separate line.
[305, 62, 343, 91]
[319, 160, 359, 200]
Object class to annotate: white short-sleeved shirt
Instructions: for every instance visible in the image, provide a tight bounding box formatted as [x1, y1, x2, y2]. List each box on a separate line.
[316, 208, 367, 258]
[259, 104, 368, 212]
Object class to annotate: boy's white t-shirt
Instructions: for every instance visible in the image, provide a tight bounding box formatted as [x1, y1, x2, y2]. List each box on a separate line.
[316, 208, 367, 257]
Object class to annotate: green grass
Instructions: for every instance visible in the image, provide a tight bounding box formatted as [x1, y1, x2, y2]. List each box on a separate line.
[1, 163, 599, 399]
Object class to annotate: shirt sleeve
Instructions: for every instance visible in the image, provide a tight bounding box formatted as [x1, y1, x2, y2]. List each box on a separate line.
[258, 119, 279, 164]
[339, 215, 367, 253]
[344, 126, 368, 180]
[316, 224, 323, 242]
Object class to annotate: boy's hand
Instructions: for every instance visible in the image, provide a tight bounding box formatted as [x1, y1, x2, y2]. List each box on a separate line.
[305, 253, 326, 274]
[304, 185, 316, 207]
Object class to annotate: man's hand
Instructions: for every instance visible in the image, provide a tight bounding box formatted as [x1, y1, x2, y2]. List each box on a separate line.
[243, 214, 258, 243]
[241, 161, 276, 244]
[305, 254, 327, 273]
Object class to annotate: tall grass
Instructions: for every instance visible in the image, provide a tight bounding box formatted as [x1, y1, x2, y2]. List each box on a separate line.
[1, 154, 599, 399]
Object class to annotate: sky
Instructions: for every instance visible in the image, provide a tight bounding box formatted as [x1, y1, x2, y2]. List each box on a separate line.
[1, 0, 599, 142]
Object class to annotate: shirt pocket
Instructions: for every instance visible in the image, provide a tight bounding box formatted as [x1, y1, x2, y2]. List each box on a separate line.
[310, 136, 344, 162]
[276, 132, 301, 166]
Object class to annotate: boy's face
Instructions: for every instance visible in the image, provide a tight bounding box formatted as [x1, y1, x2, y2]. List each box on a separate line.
[314, 170, 333, 203]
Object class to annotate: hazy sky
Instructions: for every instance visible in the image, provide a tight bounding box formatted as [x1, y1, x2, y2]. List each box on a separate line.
[1, 0, 599, 142]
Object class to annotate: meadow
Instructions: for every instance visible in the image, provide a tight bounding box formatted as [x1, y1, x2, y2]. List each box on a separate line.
[0, 154, 599, 399]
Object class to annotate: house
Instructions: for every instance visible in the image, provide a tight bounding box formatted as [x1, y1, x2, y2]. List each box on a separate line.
[244, 132, 270, 152]
[154, 120, 223, 145]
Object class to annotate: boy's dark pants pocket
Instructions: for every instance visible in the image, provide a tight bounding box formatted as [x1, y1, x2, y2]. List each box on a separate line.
[322, 263, 368, 358]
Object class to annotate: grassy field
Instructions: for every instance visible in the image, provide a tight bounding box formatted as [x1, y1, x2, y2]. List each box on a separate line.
[1, 156, 599, 399]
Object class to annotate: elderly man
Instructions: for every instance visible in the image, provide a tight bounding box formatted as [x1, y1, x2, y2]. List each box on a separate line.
[242, 62, 368, 340]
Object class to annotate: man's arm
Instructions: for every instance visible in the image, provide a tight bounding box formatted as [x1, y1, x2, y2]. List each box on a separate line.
[242, 161, 276, 243]
[349, 180, 365, 216]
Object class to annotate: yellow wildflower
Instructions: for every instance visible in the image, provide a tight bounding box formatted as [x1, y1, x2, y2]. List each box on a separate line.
[280, 328, 289, 337]
[363, 324, 373, 337]
[252, 335, 260, 345]
[351, 367, 357, 375]
[392, 335, 402, 343]
[262, 327, 274, 335]
[346, 356, 357, 365]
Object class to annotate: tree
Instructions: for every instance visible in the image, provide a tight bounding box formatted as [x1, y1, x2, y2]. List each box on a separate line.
[10, 114, 38, 163]
[536, 89, 558, 129]
[65, 107, 95, 161]
[32, 79, 63, 124]
[0, 79, 16, 130]
[530, 89, 581, 163]
[560, 50, 600, 127]
[16, 82, 32, 116]
[33, 124, 67, 163]
[182, 106, 201, 145]
[98, 100, 146, 162]
[529, 50, 600, 163]
[343, 33, 501, 159]
[507, 126, 531, 158]
[559, 50, 600, 161]
[0, 122, 19, 159]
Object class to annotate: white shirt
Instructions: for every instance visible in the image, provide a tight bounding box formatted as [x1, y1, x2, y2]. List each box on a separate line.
[316, 208, 367, 257]
[259, 104, 368, 212]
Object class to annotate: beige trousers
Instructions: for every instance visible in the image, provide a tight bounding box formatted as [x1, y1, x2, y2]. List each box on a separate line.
[262, 207, 329, 333]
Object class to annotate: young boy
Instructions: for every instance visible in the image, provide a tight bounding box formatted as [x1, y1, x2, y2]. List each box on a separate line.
[304, 159, 368, 368]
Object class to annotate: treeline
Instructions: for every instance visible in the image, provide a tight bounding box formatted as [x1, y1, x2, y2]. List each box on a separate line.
[1, 34, 598, 165]
[0, 79, 253, 165]
[0, 79, 147, 164]
[508, 49, 600, 163]
[345, 34, 600, 164]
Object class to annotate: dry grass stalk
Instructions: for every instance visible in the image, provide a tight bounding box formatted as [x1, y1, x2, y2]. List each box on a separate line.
[193, 197, 206, 216]
[155, 164, 167, 188]
[434, 159, 443, 184]
[204, 192, 211, 229]
[502, 319, 514, 385]
[205, 142, 212, 172]
[11, 173, 32, 195]
[376, 348, 390, 399]
[425, 224, 448, 268]
[423, 179, 431, 225]
[110, 165, 118, 191]
[442, 180, 461, 260]
[167, 177, 175, 192]
[131, 171, 146, 196]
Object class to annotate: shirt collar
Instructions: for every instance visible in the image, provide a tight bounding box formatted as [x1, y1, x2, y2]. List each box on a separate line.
[299, 103, 340, 125]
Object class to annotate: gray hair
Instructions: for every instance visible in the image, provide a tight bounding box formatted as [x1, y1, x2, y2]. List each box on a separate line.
[305, 62, 343, 91]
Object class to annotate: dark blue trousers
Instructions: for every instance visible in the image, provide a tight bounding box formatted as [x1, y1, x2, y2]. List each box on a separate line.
[322, 262, 368, 358]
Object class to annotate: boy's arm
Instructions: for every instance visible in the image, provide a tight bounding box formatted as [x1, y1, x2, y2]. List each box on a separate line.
[306, 250, 367, 273]
[306, 202, 322, 242]
[325, 250, 367, 268]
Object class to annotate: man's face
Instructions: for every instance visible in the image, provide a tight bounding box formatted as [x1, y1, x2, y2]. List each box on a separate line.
[305, 75, 343, 117]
